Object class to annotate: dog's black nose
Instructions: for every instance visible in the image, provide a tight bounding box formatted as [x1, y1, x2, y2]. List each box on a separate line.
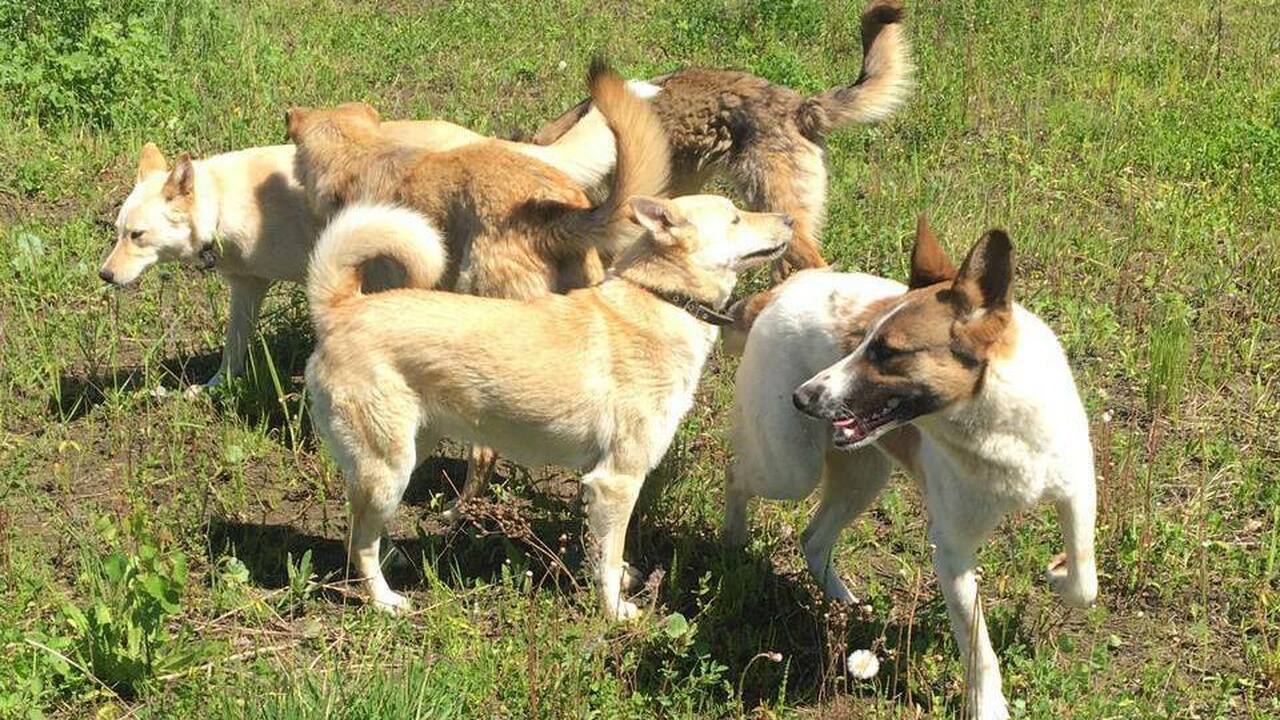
[793, 385, 816, 413]
[98, 268, 115, 284]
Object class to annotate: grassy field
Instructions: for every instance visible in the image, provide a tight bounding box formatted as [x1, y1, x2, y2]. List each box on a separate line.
[2, 0, 1279, 717]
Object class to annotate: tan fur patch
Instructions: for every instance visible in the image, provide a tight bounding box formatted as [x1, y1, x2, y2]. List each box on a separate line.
[291, 106, 591, 298]
[291, 66, 667, 301]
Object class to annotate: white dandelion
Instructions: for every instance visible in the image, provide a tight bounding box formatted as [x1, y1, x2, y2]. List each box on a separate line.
[846, 649, 880, 680]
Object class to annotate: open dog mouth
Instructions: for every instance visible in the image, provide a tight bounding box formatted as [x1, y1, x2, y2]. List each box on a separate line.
[829, 398, 904, 449]
[739, 242, 788, 262]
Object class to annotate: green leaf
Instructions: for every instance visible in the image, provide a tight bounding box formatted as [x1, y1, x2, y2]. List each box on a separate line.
[171, 552, 188, 586]
[663, 612, 690, 639]
[102, 554, 126, 584]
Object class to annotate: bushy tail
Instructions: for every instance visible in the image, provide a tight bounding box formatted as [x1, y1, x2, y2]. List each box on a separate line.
[797, 0, 913, 139]
[307, 204, 447, 336]
[561, 59, 671, 254]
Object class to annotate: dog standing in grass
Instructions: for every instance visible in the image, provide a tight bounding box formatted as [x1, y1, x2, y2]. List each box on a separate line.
[528, 0, 912, 275]
[99, 113, 613, 390]
[304, 193, 792, 617]
[287, 64, 670, 512]
[727, 218, 1097, 719]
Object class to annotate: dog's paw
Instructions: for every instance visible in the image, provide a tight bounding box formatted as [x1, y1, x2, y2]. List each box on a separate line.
[1046, 553, 1097, 608]
[184, 373, 223, 399]
[607, 599, 641, 622]
[370, 590, 412, 615]
[804, 549, 859, 605]
[824, 578, 859, 606]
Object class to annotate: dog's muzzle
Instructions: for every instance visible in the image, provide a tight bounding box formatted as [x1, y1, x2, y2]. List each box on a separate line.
[792, 381, 829, 418]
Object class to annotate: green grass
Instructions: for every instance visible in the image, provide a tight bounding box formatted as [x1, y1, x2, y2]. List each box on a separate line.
[2, 0, 1279, 717]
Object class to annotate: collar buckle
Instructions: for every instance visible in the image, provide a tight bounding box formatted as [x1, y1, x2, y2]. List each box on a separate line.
[678, 297, 734, 326]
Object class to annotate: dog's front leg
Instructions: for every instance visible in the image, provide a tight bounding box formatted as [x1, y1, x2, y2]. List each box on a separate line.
[1048, 486, 1098, 608]
[211, 275, 271, 387]
[800, 448, 892, 604]
[581, 469, 644, 620]
[931, 534, 1008, 720]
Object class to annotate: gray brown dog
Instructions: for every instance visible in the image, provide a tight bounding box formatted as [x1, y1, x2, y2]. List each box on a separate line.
[527, 0, 912, 275]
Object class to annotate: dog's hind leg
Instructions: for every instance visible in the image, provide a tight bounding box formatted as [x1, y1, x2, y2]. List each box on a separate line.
[345, 426, 425, 614]
[211, 275, 272, 387]
[733, 141, 830, 280]
[581, 467, 645, 620]
[1047, 486, 1098, 608]
[801, 448, 890, 604]
[440, 445, 498, 523]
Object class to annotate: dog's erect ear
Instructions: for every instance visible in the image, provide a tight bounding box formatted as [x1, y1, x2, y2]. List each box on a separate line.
[908, 215, 955, 288]
[334, 101, 381, 125]
[163, 153, 195, 201]
[952, 229, 1013, 312]
[137, 142, 168, 182]
[356, 102, 380, 124]
[628, 196, 687, 242]
[285, 107, 310, 142]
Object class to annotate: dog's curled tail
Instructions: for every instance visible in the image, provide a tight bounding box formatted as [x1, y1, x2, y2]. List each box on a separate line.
[565, 59, 671, 254]
[720, 286, 784, 357]
[307, 204, 447, 335]
[798, 0, 913, 139]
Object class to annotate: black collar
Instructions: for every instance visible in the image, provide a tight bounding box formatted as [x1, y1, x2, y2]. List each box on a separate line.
[618, 276, 734, 326]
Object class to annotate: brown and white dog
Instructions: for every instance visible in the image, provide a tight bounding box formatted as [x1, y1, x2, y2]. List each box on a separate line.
[727, 219, 1097, 719]
[99, 113, 615, 389]
[304, 195, 793, 618]
[527, 0, 913, 275]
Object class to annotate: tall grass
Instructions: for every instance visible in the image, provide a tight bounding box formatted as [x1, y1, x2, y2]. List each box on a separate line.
[1145, 292, 1192, 421]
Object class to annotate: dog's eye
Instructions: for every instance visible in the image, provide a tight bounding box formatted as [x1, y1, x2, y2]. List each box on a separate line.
[732, 215, 741, 225]
[129, 230, 144, 242]
[866, 340, 899, 364]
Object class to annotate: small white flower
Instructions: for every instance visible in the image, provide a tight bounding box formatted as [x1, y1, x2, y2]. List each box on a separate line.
[557, 60, 568, 71]
[846, 649, 879, 680]
[1101, 410, 1113, 424]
